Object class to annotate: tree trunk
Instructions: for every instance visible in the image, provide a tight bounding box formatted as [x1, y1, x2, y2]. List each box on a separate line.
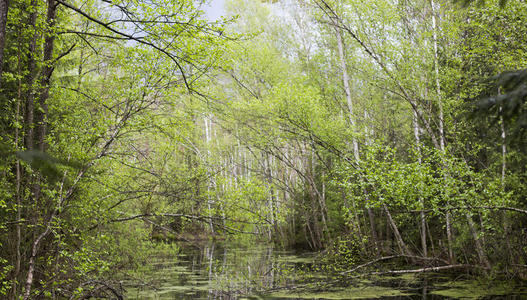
[414, 110, 427, 257]
[36, 0, 56, 151]
[431, 0, 453, 263]
[367, 206, 379, 255]
[383, 205, 414, 259]
[23, 1, 58, 297]
[500, 105, 506, 184]
[335, 19, 359, 161]
[431, 0, 444, 154]
[23, 224, 52, 300]
[204, 115, 215, 234]
[498, 105, 512, 263]
[335, 19, 381, 254]
[466, 214, 491, 269]
[0, 0, 8, 88]
[11, 27, 23, 299]
[24, 0, 38, 151]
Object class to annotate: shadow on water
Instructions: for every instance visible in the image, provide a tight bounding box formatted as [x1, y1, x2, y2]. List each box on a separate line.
[125, 241, 527, 299]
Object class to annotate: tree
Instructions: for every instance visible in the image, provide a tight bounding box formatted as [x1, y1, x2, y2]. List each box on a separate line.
[0, 0, 229, 298]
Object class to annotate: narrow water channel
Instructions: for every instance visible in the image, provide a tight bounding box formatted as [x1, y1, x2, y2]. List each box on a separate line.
[125, 241, 527, 299]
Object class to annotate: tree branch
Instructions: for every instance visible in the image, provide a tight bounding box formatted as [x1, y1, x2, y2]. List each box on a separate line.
[56, 0, 191, 90]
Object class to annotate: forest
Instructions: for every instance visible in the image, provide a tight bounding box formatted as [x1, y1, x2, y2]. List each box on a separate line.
[1, 0, 527, 298]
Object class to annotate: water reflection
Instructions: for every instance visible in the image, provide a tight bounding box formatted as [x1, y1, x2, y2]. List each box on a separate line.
[125, 242, 527, 300]
[126, 241, 310, 299]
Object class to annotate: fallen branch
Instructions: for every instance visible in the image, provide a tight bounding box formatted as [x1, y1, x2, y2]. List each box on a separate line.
[340, 255, 449, 275]
[367, 264, 473, 276]
[264, 256, 470, 295]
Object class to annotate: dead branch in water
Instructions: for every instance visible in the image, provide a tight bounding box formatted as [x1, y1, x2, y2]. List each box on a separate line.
[340, 255, 450, 275]
[366, 264, 474, 276]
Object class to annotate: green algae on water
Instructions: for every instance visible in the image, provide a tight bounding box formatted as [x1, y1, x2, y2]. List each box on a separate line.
[431, 279, 527, 299]
[268, 285, 409, 299]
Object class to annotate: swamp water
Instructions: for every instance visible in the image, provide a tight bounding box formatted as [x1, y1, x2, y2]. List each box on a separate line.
[125, 242, 527, 299]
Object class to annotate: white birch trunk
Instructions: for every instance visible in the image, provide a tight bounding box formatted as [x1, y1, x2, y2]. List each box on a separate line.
[431, 0, 453, 262]
[336, 23, 360, 161]
[204, 115, 214, 234]
[414, 110, 427, 257]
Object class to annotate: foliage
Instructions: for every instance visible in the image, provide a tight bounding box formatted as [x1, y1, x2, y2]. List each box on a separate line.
[1, 0, 527, 297]
[475, 69, 527, 137]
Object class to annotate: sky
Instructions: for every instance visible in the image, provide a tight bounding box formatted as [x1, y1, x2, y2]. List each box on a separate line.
[203, 0, 226, 21]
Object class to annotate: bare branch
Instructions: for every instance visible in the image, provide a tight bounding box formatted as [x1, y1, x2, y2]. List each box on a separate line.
[56, 0, 192, 90]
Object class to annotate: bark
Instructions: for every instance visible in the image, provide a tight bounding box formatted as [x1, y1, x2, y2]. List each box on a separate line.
[341, 255, 449, 275]
[426, 217, 435, 254]
[500, 105, 506, 185]
[0, 0, 8, 88]
[266, 154, 275, 240]
[335, 20, 380, 253]
[23, 225, 52, 300]
[466, 214, 491, 269]
[204, 115, 215, 234]
[11, 28, 23, 299]
[335, 21, 359, 161]
[413, 110, 427, 257]
[499, 104, 512, 260]
[36, 0, 57, 151]
[383, 205, 414, 259]
[345, 191, 363, 241]
[368, 264, 474, 276]
[311, 152, 329, 241]
[24, 0, 38, 150]
[431, 0, 444, 153]
[430, 0, 453, 263]
[367, 205, 379, 255]
[418, 193, 427, 258]
[335, 18, 382, 255]
[22, 1, 58, 295]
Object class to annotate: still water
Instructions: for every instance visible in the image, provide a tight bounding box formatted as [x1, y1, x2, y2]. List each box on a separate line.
[125, 241, 527, 299]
